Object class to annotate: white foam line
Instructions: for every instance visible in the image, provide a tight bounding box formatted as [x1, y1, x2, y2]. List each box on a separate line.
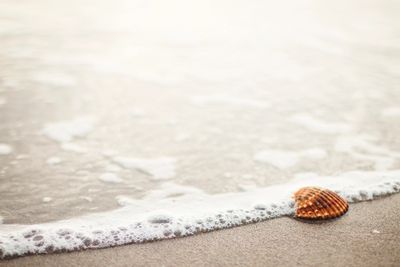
[0, 170, 399, 259]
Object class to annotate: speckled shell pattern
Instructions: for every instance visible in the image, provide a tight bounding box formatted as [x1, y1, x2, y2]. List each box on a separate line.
[293, 187, 349, 220]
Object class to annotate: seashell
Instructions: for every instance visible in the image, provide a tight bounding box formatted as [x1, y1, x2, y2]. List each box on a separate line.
[293, 187, 349, 220]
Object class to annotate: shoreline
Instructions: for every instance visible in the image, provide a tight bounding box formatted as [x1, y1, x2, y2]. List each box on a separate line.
[0, 0, 399, 266]
[1, 172, 398, 260]
[2, 193, 400, 267]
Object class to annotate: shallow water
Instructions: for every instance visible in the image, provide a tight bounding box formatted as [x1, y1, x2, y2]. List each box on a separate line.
[1, 0, 400, 258]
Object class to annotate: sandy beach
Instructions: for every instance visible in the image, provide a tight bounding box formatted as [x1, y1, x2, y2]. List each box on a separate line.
[1, 194, 399, 267]
[1, 0, 400, 265]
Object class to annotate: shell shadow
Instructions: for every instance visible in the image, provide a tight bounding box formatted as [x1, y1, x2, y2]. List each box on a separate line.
[290, 210, 350, 224]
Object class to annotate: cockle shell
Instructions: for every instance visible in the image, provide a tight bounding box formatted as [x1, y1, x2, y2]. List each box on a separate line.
[293, 187, 349, 220]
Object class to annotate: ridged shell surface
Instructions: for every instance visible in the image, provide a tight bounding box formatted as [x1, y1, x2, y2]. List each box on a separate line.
[294, 187, 349, 220]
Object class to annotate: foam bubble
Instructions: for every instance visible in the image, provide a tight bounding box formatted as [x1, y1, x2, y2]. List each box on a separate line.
[0, 144, 13, 155]
[0, 170, 399, 259]
[147, 214, 173, 224]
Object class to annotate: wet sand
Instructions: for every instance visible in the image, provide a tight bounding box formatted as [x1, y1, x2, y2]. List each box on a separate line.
[1, 0, 400, 225]
[2, 194, 399, 267]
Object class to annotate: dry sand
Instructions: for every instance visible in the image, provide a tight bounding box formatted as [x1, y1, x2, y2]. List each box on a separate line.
[1, 193, 399, 267]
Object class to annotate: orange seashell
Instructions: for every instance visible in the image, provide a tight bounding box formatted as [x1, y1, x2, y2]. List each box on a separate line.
[293, 187, 349, 220]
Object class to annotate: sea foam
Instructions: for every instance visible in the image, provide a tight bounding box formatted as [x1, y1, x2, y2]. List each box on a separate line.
[42, 117, 95, 143]
[0, 170, 399, 259]
[0, 144, 13, 155]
